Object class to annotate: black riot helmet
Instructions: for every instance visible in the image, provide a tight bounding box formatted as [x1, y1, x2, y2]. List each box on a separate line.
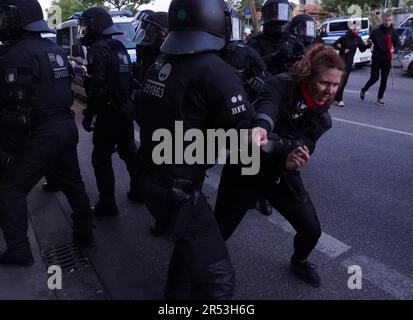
[288, 14, 317, 47]
[78, 7, 122, 46]
[225, 2, 243, 42]
[160, 0, 227, 55]
[261, 0, 293, 36]
[132, 9, 153, 32]
[0, 0, 54, 42]
[134, 11, 168, 48]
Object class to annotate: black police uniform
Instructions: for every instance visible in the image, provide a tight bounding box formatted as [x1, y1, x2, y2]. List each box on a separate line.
[133, 11, 168, 88]
[247, 0, 303, 76]
[220, 41, 268, 101]
[81, 8, 139, 215]
[248, 32, 305, 76]
[0, 0, 93, 266]
[333, 30, 370, 102]
[137, 52, 255, 299]
[215, 73, 331, 280]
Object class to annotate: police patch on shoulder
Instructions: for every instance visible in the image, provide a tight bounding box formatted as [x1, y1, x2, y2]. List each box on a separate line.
[45, 52, 69, 80]
[5, 69, 17, 84]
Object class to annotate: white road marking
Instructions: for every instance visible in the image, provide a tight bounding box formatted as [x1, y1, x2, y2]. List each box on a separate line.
[342, 255, 413, 300]
[344, 89, 370, 95]
[267, 214, 351, 259]
[333, 117, 413, 137]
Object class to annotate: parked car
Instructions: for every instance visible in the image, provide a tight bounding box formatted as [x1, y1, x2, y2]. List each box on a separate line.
[318, 16, 372, 67]
[399, 49, 413, 77]
[396, 14, 413, 36]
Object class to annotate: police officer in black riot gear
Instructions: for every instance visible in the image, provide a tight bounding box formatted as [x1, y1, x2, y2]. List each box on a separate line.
[287, 14, 317, 50]
[215, 44, 346, 287]
[0, 0, 94, 266]
[133, 11, 168, 89]
[220, 3, 272, 216]
[220, 3, 267, 101]
[132, 11, 169, 236]
[248, 0, 305, 76]
[135, 0, 265, 299]
[79, 8, 140, 216]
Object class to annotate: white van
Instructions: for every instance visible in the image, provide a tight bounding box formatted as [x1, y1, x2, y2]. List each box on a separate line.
[56, 10, 137, 62]
[318, 16, 372, 67]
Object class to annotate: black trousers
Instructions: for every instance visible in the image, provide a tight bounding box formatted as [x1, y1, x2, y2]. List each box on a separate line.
[335, 62, 352, 101]
[0, 117, 92, 254]
[362, 58, 392, 99]
[91, 112, 139, 204]
[215, 164, 321, 261]
[140, 171, 235, 300]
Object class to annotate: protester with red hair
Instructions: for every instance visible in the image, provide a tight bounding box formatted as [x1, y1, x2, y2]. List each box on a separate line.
[215, 44, 345, 287]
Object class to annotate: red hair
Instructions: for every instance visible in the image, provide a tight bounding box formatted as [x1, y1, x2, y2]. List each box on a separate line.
[290, 44, 346, 83]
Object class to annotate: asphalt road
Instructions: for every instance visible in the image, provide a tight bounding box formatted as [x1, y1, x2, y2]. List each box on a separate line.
[1, 66, 412, 300]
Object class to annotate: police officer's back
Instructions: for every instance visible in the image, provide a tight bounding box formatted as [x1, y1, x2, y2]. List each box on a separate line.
[136, 0, 260, 300]
[133, 11, 168, 88]
[79, 8, 140, 215]
[0, 0, 93, 266]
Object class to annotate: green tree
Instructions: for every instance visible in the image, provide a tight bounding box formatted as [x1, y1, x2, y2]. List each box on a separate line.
[49, 0, 105, 21]
[106, 0, 153, 12]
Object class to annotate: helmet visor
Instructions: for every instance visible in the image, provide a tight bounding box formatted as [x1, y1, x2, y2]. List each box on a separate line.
[134, 20, 161, 46]
[77, 17, 92, 40]
[296, 20, 316, 38]
[230, 16, 243, 41]
[262, 3, 292, 24]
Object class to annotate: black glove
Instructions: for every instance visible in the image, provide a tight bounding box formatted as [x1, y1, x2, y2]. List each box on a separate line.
[276, 42, 294, 61]
[82, 115, 94, 132]
[246, 76, 265, 94]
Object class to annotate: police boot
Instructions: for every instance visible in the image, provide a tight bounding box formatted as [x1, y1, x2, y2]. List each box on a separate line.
[0, 248, 34, 267]
[93, 200, 119, 217]
[290, 255, 321, 287]
[258, 199, 273, 216]
[42, 182, 61, 192]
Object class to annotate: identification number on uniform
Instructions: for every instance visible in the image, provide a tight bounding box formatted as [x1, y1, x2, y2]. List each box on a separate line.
[143, 80, 165, 99]
[53, 67, 69, 80]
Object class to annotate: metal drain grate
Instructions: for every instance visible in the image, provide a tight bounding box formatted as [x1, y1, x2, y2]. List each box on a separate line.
[42, 242, 90, 273]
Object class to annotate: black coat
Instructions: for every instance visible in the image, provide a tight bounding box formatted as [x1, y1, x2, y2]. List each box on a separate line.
[333, 31, 370, 67]
[369, 24, 400, 62]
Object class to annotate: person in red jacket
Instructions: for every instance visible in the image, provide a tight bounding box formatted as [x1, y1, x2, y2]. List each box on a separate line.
[360, 13, 400, 105]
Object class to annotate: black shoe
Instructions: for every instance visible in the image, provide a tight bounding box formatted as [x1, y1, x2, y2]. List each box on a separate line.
[290, 256, 321, 287]
[360, 89, 366, 100]
[93, 201, 119, 217]
[258, 199, 272, 216]
[42, 182, 60, 192]
[376, 98, 385, 105]
[0, 250, 34, 267]
[127, 190, 144, 203]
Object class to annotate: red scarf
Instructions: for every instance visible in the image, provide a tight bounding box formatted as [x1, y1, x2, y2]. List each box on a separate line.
[385, 33, 393, 61]
[300, 83, 323, 110]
